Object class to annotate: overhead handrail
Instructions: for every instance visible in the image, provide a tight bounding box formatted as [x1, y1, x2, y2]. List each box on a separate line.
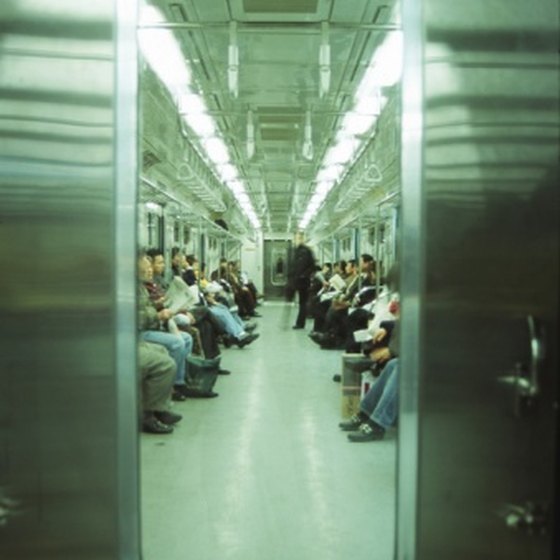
[140, 175, 243, 243]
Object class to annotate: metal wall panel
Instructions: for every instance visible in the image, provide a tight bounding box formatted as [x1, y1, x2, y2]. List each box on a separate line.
[0, 1, 139, 558]
[400, 0, 559, 558]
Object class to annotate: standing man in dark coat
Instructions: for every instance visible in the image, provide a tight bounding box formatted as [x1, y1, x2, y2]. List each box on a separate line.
[289, 231, 316, 329]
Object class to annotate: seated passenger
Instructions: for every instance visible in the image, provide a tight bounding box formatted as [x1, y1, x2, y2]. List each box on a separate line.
[338, 317, 400, 442]
[227, 260, 259, 318]
[138, 253, 217, 399]
[138, 341, 182, 434]
[147, 249, 225, 362]
[171, 246, 186, 277]
[310, 255, 375, 348]
[183, 254, 198, 286]
[202, 281, 259, 348]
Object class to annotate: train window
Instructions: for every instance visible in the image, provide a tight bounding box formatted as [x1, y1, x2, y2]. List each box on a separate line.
[173, 222, 180, 244]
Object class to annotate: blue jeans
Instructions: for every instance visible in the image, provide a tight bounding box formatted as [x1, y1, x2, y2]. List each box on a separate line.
[208, 303, 245, 338]
[360, 358, 399, 430]
[140, 330, 192, 385]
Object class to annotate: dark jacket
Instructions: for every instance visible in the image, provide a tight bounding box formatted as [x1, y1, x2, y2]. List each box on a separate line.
[291, 244, 315, 281]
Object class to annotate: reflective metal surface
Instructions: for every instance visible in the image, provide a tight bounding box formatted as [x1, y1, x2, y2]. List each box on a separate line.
[0, 0, 139, 557]
[399, 0, 559, 557]
[397, 0, 424, 555]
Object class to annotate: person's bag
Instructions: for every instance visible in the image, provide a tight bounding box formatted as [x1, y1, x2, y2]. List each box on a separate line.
[185, 355, 220, 393]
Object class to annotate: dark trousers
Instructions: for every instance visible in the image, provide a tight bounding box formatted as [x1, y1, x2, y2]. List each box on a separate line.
[345, 307, 372, 353]
[295, 277, 310, 327]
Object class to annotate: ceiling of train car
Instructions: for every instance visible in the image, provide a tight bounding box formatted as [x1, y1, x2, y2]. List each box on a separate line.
[141, 0, 398, 235]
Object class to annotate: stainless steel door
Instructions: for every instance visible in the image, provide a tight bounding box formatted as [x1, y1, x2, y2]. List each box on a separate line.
[399, 0, 559, 558]
[0, 0, 139, 557]
[263, 239, 291, 299]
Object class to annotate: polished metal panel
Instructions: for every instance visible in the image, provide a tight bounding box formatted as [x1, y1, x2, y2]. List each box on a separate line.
[399, 0, 559, 557]
[0, 0, 139, 558]
[116, 0, 141, 558]
[398, 0, 425, 555]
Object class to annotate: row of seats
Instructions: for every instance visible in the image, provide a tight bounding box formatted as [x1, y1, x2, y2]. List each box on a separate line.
[137, 247, 262, 434]
[295, 255, 400, 443]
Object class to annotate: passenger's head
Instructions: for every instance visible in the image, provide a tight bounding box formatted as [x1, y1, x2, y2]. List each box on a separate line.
[294, 231, 305, 246]
[360, 254, 375, 273]
[334, 260, 346, 275]
[147, 248, 165, 276]
[171, 247, 183, 267]
[138, 253, 153, 282]
[346, 259, 357, 275]
[186, 254, 199, 270]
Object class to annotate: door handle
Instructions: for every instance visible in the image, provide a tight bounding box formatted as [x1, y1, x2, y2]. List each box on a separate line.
[497, 315, 544, 417]
[526, 315, 543, 398]
[498, 501, 549, 535]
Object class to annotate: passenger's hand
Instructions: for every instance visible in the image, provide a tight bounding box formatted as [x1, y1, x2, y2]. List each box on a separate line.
[158, 309, 172, 321]
[373, 328, 388, 343]
[186, 312, 195, 324]
[370, 347, 391, 364]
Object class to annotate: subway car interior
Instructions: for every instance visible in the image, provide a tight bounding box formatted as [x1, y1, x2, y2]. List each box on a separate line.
[0, 0, 559, 559]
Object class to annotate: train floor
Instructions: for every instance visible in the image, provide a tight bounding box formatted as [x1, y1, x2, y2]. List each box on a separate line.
[141, 302, 396, 560]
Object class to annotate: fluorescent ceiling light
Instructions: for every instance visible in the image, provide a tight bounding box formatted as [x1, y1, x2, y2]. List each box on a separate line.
[184, 113, 216, 138]
[317, 164, 343, 183]
[179, 93, 207, 115]
[324, 139, 358, 165]
[218, 163, 238, 182]
[138, 6, 191, 96]
[237, 193, 250, 206]
[354, 94, 381, 117]
[371, 31, 404, 88]
[202, 137, 229, 164]
[227, 180, 245, 195]
[140, 5, 261, 232]
[315, 181, 334, 196]
[339, 112, 377, 137]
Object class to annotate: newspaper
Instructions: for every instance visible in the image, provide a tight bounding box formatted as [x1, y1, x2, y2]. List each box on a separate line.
[328, 273, 346, 291]
[165, 276, 198, 314]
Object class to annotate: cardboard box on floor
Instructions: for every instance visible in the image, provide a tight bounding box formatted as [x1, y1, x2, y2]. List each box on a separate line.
[341, 353, 365, 418]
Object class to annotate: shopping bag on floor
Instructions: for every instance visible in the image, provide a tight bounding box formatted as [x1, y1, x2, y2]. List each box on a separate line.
[185, 355, 220, 393]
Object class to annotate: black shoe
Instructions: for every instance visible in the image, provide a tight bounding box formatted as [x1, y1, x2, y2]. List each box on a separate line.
[244, 322, 258, 333]
[292, 325, 304, 330]
[142, 415, 173, 434]
[218, 368, 231, 375]
[171, 390, 187, 401]
[222, 335, 233, 348]
[332, 374, 341, 382]
[182, 388, 219, 398]
[154, 411, 182, 425]
[347, 422, 385, 442]
[339, 414, 364, 431]
[236, 333, 259, 348]
[309, 331, 329, 344]
[174, 384, 218, 398]
[251, 312, 262, 318]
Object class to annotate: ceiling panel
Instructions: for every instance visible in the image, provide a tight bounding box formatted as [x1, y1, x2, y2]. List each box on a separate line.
[153, 0, 398, 232]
